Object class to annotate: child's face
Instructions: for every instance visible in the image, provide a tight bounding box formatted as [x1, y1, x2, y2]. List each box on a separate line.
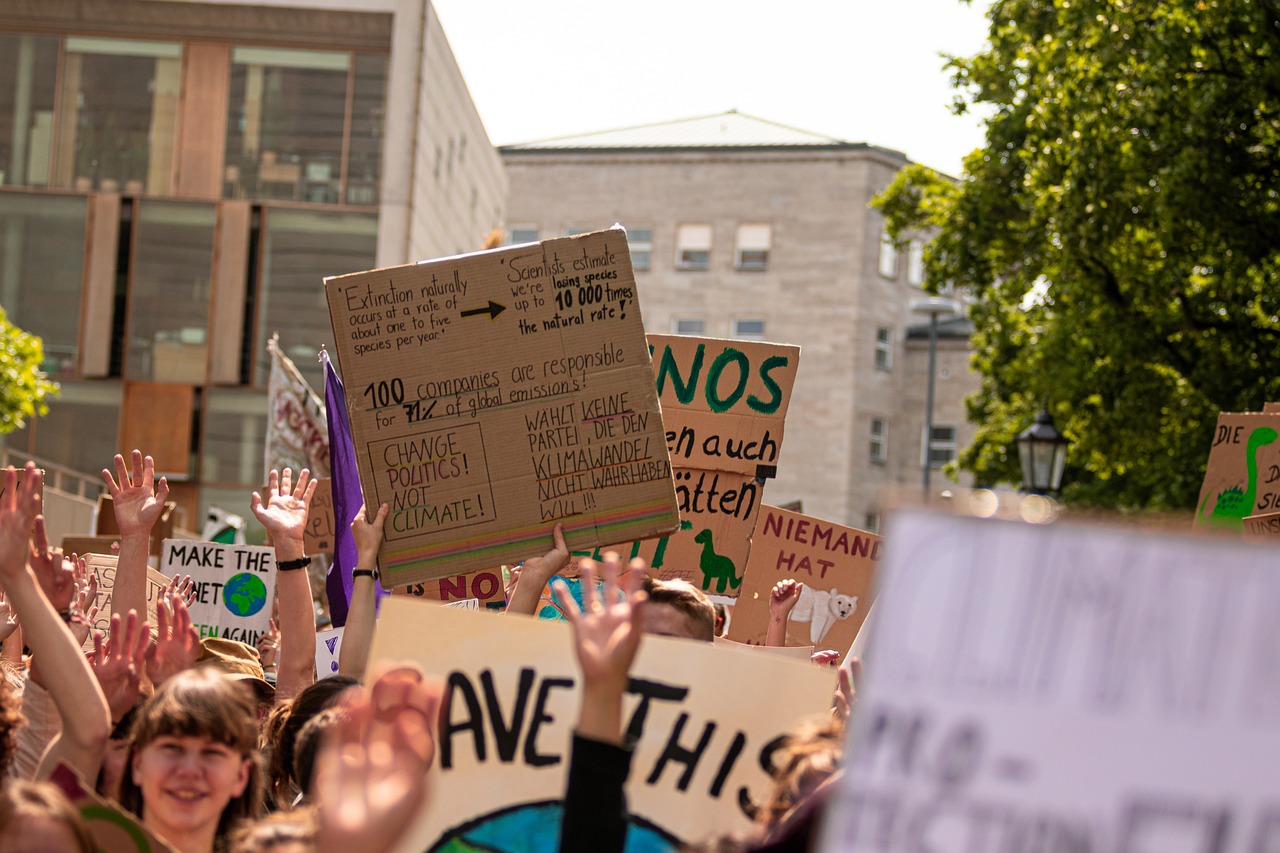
[132, 734, 250, 840]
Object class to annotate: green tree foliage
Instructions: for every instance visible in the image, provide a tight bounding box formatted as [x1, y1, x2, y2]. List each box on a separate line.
[0, 307, 58, 434]
[877, 0, 1280, 508]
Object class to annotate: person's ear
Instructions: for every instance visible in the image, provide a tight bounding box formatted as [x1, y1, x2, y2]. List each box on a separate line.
[231, 757, 252, 797]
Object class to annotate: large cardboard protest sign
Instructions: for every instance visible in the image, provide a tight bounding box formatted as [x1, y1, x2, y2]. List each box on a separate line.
[372, 597, 835, 851]
[395, 566, 506, 609]
[80, 553, 171, 646]
[819, 508, 1280, 852]
[160, 540, 275, 645]
[325, 228, 679, 587]
[727, 506, 880, 650]
[1194, 411, 1280, 533]
[50, 763, 176, 853]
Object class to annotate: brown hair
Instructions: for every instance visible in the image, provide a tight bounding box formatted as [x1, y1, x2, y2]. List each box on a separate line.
[0, 660, 27, 777]
[120, 669, 263, 840]
[642, 577, 716, 642]
[229, 808, 316, 853]
[0, 780, 95, 853]
[755, 717, 845, 829]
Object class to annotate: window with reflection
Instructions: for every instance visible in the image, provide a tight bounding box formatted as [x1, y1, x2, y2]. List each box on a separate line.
[17, 381, 122, 476]
[0, 192, 88, 377]
[0, 33, 59, 187]
[254, 208, 378, 389]
[225, 47, 386, 206]
[54, 37, 181, 194]
[127, 201, 215, 383]
[201, 387, 267, 486]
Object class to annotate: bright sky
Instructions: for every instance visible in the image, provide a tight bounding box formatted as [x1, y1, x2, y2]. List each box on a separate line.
[431, 0, 996, 177]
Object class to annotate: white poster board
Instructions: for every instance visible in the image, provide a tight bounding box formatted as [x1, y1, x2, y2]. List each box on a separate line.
[160, 540, 276, 646]
[820, 508, 1280, 852]
[372, 598, 836, 851]
[315, 626, 344, 678]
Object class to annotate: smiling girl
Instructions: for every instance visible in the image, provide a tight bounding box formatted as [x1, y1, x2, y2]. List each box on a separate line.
[120, 669, 263, 853]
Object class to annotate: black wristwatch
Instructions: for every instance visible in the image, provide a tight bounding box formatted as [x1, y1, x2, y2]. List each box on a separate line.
[352, 568, 379, 581]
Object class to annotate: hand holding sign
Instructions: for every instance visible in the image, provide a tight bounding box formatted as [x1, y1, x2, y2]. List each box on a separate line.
[506, 522, 569, 616]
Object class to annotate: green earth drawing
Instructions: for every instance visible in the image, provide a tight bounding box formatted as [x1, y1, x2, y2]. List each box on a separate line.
[428, 800, 677, 853]
[223, 573, 267, 618]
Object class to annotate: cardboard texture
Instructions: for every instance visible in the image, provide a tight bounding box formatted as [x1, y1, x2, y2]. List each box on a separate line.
[49, 763, 176, 853]
[1265, 402, 1280, 414]
[714, 635, 816, 661]
[819, 507, 1280, 853]
[727, 506, 880, 651]
[394, 566, 506, 608]
[159, 540, 276, 645]
[324, 228, 679, 587]
[371, 597, 835, 851]
[1193, 411, 1280, 533]
[1244, 511, 1280, 540]
[80, 553, 172, 649]
[61, 535, 120, 557]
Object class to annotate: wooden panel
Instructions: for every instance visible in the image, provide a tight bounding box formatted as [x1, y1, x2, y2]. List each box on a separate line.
[120, 383, 194, 480]
[80, 193, 121, 377]
[208, 201, 250, 384]
[174, 42, 230, 199]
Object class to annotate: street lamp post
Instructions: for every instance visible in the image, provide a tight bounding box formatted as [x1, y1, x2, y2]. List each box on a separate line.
[909, 296, 961, 497]
[1017, 406, 1070, 495]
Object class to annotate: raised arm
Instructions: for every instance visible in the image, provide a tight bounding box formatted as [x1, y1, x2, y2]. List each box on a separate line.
[251, 468, 318, 703]
[101, 450, 170, 622]
[766, 579, 803, 647]
[0, 467, 110, 782]
[338, 502, 388, 681]
[504, 523, 568, 616]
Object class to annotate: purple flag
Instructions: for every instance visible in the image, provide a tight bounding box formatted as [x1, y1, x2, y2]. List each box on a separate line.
[322, 349, 382, 626]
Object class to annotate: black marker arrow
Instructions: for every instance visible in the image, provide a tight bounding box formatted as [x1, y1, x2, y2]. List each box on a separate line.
[460, 301, 506, 320]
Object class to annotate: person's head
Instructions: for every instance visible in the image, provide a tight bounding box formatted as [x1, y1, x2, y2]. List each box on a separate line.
[291, 708, 347, 801]
[755, 717, 845, 829]
[640, 578, 716, 642]
[0, 781, 95, 853]
[197, 638, 276, 713]
[228, 808, 316, 853]
[96, 703, 141, 801]
[266, 676, 357, 808]
[120, 669, 263, 848]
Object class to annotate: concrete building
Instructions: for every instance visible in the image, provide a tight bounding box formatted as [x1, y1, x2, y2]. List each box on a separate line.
[502, 112, 979, 529]
[0, 0, 506, 533]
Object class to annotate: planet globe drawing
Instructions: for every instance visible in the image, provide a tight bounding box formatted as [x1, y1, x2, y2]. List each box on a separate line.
[428, 801, 677, 853]
[223, 572, 268, 618]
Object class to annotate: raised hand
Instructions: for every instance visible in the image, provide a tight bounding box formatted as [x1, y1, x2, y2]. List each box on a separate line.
[314, 665, 442, 853]
[163, 573, 197, 608]
[90, 609, 150, 722]
[504, 523, 569, 616]
[146, 594, 200, 688]
[766, 578, 804, 647]
[28, 518, 74, 613]
[256, 617, 280, 673]
[250, 468, 317, 546]
[0, 463, 41, 577]
[0, 592, 17, 643]
[350, 502, 388, 562]
[102, 450, 170, 538]
[552, 553, 648, 698]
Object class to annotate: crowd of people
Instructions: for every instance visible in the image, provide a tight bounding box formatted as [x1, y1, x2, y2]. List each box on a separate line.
[0, 451, 856, 853]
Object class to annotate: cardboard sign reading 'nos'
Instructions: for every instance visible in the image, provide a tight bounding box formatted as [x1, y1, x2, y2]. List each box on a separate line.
[1194, 411, 1280, 534]
[566, 336, 800, 597]
[325, 229, 679, 587]
[372, 598, 835, 851]
[819, 509, 1280, 853]
[160, 540, 275, 645]
[728, 506, 880, 651]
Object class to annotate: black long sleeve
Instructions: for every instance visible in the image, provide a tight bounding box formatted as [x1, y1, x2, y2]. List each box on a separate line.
[558, 732, 634, 853]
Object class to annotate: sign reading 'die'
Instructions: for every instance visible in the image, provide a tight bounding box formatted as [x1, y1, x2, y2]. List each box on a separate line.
[160, 540, 275, 646]
[820, 508, 1280, 853]
[325, 228, 679, 587]
[1194, 411, 1280, 535]
[372, 598, 836, 852]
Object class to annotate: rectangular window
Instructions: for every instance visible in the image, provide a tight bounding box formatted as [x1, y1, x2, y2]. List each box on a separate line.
[0, 33, 59, 187]
[253, 208, 378, 389]
[127, 200, 216, 384]
[878, 231, 899, 279]
[927, 425, 958, 468]
[55, 37, 182, 195]
[627, 227, 652, 270]
[733, 319, 766, 341]
[508, 226, 538, 245]
[12, 380, 122, 477]
[673, 318, 705, 336]
[676, 223, 712, 270]
[875, 327, 893, 371]
[735, 223, 771, 270]
[870, 418, 887, 464]
[863, 512, 880, 534]
[201, 387, 268, 485]
[0, 192, 88, 377]
[907, 240, 925, 286]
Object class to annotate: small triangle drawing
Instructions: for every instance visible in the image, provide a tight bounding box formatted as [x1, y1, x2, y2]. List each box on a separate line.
[325, 637, 339, 654]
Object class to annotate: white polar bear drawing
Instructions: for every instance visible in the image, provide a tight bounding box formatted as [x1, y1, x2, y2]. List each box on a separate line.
[789, 586, 859, 645]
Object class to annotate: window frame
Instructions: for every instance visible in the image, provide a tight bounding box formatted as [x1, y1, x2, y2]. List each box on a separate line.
[874, 326, 893, 371]
[870, 418, 888, 464]
[734, 223, 771, 271]
[675, 223, 712, 271]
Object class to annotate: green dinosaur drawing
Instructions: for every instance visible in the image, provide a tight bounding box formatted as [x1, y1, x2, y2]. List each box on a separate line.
[694, 528, 741, 593]
[1198, 426, 1278, 531]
